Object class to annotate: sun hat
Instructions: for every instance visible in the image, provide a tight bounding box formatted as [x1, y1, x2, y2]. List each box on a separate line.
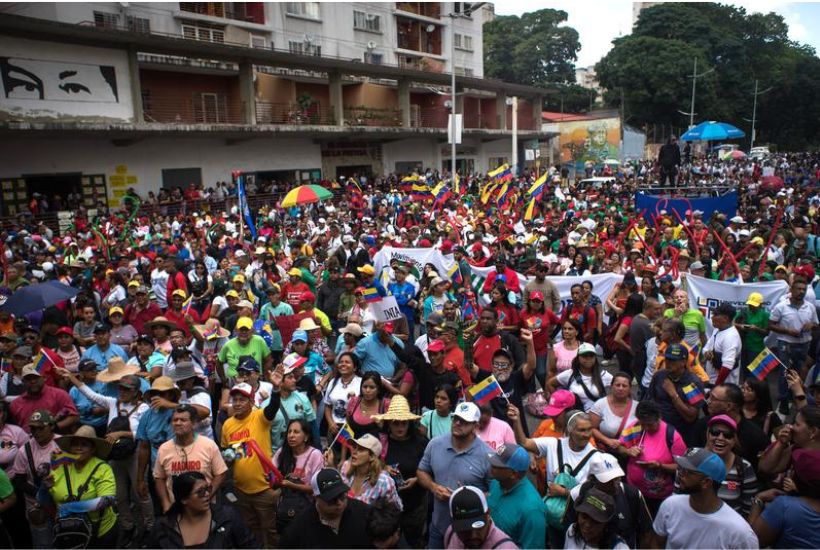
[145, 316, 176, 331]
[193, 318, 230, 340]
[97, 356, 140, 383]
[298, 318, 321, 331]
[143, 376, 181, 400]
[56, 424, 112, 460]
[171, 361, 198, 382]
[372, 395, 421, 422]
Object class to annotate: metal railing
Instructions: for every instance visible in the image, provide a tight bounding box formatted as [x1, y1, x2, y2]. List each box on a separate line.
[142, 95, 246, 124]
[395, 2, 441, 19]
[178, 2, 265, 24]
[343, 107, 402, 127]
[255, 101, 334, 125]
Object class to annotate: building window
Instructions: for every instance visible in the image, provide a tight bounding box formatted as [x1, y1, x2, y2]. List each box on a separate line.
[452, 2, 474, 16]
[250, 34, 267, 48]
[93, 11, 119, 29]
[285, 2, 320, 20]
[454, 33, 473, 51]
[364, 52, 383, 64]
[182, 23, 225, 43]
[353, 10, 381, 32]
[288, 40, 321, 56]
[454, 66, 474, 77]
[127, 16, 151, 33]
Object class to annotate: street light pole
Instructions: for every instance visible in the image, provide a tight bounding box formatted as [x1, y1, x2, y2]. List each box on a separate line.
[450, 13, 456, 184]
[689, 57, 697, 129]
[511, 96, 518, 172]
[749, 79, 773, 150]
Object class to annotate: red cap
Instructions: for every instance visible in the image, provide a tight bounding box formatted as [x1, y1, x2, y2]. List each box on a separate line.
[472, 243, 483, 252]
[55, 326, 74, 337]
[440, 240, 453, 254]
[418, 239, 432, 247]
[300, 291, 316, 302]
[427, 339, 446, 352]
[382, 322, 395, 334]
[529, 291, 544, 302]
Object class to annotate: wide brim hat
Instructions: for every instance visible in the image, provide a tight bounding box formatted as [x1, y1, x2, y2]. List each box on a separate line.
[96, 356, 140, 383]
[372, 395, 421, 422]
[145, 316, 177, 330]
[56, 424, 112, 459]
[193, 318, 230, 340]
[298, 317, 321, 331]
[143, 375, 181, 400]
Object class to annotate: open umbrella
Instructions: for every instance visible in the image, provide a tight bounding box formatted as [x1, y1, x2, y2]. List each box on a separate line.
[0, 281, 80, 317]
[680, 121, 746, 142]
[729, 150, 747, 160]
[281, 184, 333, 208]
[761, 175, 785, 192]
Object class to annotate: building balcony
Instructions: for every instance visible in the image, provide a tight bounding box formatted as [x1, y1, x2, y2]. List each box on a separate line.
[256, 101, 334, 125]
[179, 2, 265, 24]
[344, 106, 402, 127]
[395, 2, 441, 20]
[142, 94, 245, 124]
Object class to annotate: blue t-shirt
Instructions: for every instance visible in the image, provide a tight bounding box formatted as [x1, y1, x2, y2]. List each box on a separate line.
[762, 495, 820, 549]
[135, 408, 174, 465]
[70, 381, 108, 428]
[80, 343, 129, 369]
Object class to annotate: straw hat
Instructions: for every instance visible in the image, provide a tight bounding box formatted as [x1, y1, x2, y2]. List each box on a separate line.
[193, 318, 230, 340]
[145, 316, 176, 331]
[372, 395, 421, 422]
[298, 318, 321, 331]
[56, 424, 112, 459]
[144, 376, 181, 400]
[96, 356, 140, 383]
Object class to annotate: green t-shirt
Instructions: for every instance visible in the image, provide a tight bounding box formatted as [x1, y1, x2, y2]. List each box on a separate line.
[421, 410, 452, 439]
[49, 457, 117, 537]
[664, 308, 707, 349]
[218, 335, 272, 378]
[737, 308, 770, 355]
[0, 468, 12, 500]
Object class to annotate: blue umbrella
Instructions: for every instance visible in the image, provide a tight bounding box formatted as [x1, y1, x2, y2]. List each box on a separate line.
[0, 280, 80, 316]
[680, 121, 745, 142]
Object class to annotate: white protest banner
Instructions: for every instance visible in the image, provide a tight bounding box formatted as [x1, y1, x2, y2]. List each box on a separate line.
[685, 274, 788, 335]
[372, 246, 455, 283]
[372, 296, 404, 322]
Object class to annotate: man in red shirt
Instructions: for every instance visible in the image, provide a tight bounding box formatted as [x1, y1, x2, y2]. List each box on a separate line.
[164, 289, 200, 337]
[11, 365, 78, 433]
[124, 285, 163, 335]
[471, 307, 525, 374]
[280, 268, 310, 309]
[440, 322, 470, 388]
[481, 257, 521, 295]
[165, 256, 188, 299]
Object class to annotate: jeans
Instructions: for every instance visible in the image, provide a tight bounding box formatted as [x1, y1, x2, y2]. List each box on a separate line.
[28, 513, 53, 549]
[775, 340, 809, 404]
[236, 487, 279, 548]
[428, 521, 445, 549]
[535, 354, 548, 386]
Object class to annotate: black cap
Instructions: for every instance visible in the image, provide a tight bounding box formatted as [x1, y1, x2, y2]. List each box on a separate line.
[237, 356, 260, 373]
[171, 346, 192, 360]
[92, 322, 111, 334]
[311, 468, 349, 502]
[78, 359, 99, 372]
[449, 486, 488, 532]
[136, 334, 154, 345]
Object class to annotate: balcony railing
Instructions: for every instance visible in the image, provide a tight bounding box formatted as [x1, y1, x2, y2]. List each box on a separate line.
[395, 2, 440, 19]
[255, 101, 334, 125]
[344, 107, 402, 127]
[179, 2, 265, 24]
[411, 105, 447, 128]
[142, 95, 246, 124]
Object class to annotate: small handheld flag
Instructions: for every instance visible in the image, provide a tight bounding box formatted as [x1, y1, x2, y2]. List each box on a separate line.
[746, 348, 782, 380]
[32, 352, 49, 374]
[330, 422, 355, 449]
[362, 287, 382, 303]
[682, 383, 705, 405]
[468, 375, 505, 405]
[51, 451, 79, 469]
[620, 423, 644, 444]
[447, 263, 463, 285]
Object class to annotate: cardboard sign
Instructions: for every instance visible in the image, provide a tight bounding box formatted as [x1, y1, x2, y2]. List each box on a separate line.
[372, 296, 404, 322]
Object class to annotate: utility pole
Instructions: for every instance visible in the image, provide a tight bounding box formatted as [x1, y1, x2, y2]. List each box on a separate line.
[680, 57, 716, 128]
[749, 79, 773, 150]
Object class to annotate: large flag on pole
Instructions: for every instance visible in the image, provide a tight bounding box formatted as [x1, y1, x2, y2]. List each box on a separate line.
[236, 173, 258, 241]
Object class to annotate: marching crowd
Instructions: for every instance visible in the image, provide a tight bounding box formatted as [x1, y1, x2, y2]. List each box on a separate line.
[0, 150, 820, 549]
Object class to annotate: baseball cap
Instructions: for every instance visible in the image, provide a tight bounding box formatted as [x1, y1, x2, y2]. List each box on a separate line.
[28, 409, 56, 427]
[586, 453, 625, 483]
[574, 487, 616, 523]
[135, 285, 149, 294]
[381, 322, 395, 334]
[287, 268, 302, 277]
[55, 326, 73, 337]
[690, 261, 705, 270]
[229, 382, 254, 400]
[449, 486, 488, 532]
[543, 389, 576, 417]
[338, 323, 363, 337]
[746, 292, 764, 307]
[487, 444, 530, 472]
[529, 291, 544, 302]
[300, 291, 315, 302]
[707, 414, 738, 431]
[225, 290, 240, 299]
[282, 352, 307, 374]
[674, 447, 726, 483]
[236, 299, 254, 310]
[109, 306, 124, 316]
[235, 317, 253, 331]
[453, 402, 481, 424]
[427, 339, 446, 353]
[21, 365, 43, 378]
[311, 468, 350, 501]
[232, 274, 246, 284]
[236, 356, 260, 373]
[357, 265, 376, 275]
[172, 289, 188, 299]
[92, 322, 111, 334]
[78, 359, 99, 372]
[664, 343, 688, 361]
[577, 343, 596, 356]
[426, 313, 445, 326]
[351, 433, 382, 456]
[290, 330, 308, 343]
[118, 374, 141, 390]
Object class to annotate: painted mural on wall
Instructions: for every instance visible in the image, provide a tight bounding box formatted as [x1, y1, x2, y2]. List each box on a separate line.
[559, 117, 620, 168]
[0, 57, 119, 103]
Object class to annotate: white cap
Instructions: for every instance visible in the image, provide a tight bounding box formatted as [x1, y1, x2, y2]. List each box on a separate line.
[730, 216, 745, 224]
[234, 250, 246, 257]
[587, 453, 625, 483]
[453, 402, 481, 423]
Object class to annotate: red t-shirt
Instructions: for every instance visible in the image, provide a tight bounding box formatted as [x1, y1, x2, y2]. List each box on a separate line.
[164, 308, 201, 337]
[443, 346, 471, 388]
[520, 309, 561, 355]
[166, 271, 188, 299]
[11, 385, 78, 433]
[472, 334, 502, 373]
[280, 282, 310, 308]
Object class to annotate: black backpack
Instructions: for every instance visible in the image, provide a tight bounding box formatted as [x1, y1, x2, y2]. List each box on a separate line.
[106, 406, 138, 460]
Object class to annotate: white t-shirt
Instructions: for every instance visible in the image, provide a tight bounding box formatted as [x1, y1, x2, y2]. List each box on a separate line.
[653, 494, 759, 549]
[589, 397, 637, 440]
[563, 523, 629, 549]
[534, 437, 597, 485]
[704, 326, 742, 384]
[555, 370, 613, 412]
[151, 268, 169, 307]
[181, 388, 214, 440]
[323, 376, 362, 424]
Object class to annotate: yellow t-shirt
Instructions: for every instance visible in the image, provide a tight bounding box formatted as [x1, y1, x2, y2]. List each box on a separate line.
[50, 457, 117, 536]
[220, 408, 273, 494]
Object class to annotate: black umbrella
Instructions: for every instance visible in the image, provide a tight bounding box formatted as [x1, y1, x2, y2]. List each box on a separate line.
[0, 281, 80, 317]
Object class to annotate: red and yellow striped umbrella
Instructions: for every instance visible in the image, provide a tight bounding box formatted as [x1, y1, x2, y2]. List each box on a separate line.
[281, 184, 333, 208]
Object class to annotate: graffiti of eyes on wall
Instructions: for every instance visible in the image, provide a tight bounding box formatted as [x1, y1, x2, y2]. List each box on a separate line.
[0, 57, 119, 103]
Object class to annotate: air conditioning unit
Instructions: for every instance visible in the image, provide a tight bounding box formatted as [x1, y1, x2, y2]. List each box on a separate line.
[367, 41, 377, 50]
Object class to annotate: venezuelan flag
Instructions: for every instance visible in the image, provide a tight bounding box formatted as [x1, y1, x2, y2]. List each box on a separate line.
[51, 451, 78, 469]
[527, 173, 548, 198]
[447, 263, 462, 285]
[487, 164, 509, 178]
[682, 383, 705, 405]
[747, 348, 781, 380]
[468, 374, 504, 405]
[621, 423, 644, 444]
[411, 182, 432, 201]
[524, 197, 538, 221]
[337, 423, 355, 447]
[480, 181, 500, 204]
[363, 287, 382, 303]
[32, 352, 50, 373]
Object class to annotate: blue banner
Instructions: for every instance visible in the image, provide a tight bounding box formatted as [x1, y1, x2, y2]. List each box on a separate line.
[635, 191, 737, 222]
[237, 175, 258, 240]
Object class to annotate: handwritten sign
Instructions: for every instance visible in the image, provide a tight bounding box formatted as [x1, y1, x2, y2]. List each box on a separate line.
[372, 296, 403, 322]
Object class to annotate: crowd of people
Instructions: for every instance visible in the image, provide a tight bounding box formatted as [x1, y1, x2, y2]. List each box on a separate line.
[0, 149, 820, 549]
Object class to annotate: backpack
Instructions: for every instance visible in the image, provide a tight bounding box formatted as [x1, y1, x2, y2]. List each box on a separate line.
[544, 440, 598, 529]
[52, 462, 105, 549]
[106, 404, 139, 460]
[275, 448, 319, 533]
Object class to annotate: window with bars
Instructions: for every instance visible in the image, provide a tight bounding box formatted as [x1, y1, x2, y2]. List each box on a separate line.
[288, 40, 321, 56]
[454, 33, 473, 51]
[353, 10, 381, 32]
[285, 2, 320, 19]
[250, 34, 267, 48]
[93, 11, 119, 29]
[182, 23, 225, 43]
[127, 16, 151, 33]
[454, 66, 474, 77]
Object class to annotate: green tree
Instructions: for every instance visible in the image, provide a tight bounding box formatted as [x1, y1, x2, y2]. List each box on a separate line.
[483, 9, 580, 86]
[543, 83, 598, 113]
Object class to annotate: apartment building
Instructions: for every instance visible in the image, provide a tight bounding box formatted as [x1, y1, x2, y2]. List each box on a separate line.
[0, 2, 550, 214]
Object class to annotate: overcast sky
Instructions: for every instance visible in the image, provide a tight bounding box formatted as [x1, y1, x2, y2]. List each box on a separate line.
[493, 1, 819, 68]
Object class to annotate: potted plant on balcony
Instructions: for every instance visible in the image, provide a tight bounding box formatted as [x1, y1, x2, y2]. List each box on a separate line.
[295, 92, 315, 124]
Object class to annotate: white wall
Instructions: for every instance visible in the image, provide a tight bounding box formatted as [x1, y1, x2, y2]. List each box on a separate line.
[0, 136, 321, 198]
[0, 36, 134, 121]
[382, 138, 441, 173]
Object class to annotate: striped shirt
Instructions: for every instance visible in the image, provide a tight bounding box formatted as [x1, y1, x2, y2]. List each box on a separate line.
[340, 463, 403, 511]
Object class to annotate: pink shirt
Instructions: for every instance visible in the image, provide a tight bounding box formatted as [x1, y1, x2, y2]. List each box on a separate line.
[272, 446, 324, 486]
[553, 342, 578, 373]
[445, 522, 519, 549]
[477, 417, 516, 451]
[8, 436, 59, 511]
[0, 423, 28, 470]
[619, 420, 686, 499]
[153, 435, 228, 501]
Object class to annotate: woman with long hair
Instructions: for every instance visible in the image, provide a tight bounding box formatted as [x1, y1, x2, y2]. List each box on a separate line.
[759, 406, 820, 477]
[273, 419, 324, 534]
[589, 372, 637, 452]
[344, 371, 390, 439]
[549, 343, 613, 412]
[564, 488, 629, 549]
[548, 319, 583, 382]
[741, 377, 782, 439]
[187, 260, 213, 317]
[335, 434, 403, 509]
[611, 293, 644, 379]
[147, 471, 256, 548]
[323, 352, 362, 442]
[487, 284, 519, 334]
[349, 287, 378, 335]
[419, 384, 457, 439]
[102, 270, 128, 312]
[640, 276, 661, 302]
[520, 291, 561, 386]
[567, 252, 591, 277]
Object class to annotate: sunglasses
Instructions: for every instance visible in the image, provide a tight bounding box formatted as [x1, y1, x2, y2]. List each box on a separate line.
[492, 361, 512, 370]
[709, 428, 735, 439]
[193, 485, 213, 498]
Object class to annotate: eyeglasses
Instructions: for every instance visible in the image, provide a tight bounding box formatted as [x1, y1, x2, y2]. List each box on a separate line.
[193, 485, 213, 498]
[492, 361, 512, 370]
[708, 428, 735, 439]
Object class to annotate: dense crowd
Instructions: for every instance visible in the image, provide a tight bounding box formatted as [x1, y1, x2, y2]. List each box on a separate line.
[1, 149, 820, 549]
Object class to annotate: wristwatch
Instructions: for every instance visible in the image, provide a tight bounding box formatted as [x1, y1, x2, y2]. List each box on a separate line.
[751, 497, 766, 510]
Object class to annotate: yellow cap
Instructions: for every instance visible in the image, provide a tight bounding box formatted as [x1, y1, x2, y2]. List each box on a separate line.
[746, 292, 764, 307]
[288, 268, 302, 277]
[128, 280, 140, 288]
[236, 317, 253, 331]
[233, 274, 246, 283]
[109, 306, 124, 316]
[226, 290, 240, 298]
[172, 289, 187, 299]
